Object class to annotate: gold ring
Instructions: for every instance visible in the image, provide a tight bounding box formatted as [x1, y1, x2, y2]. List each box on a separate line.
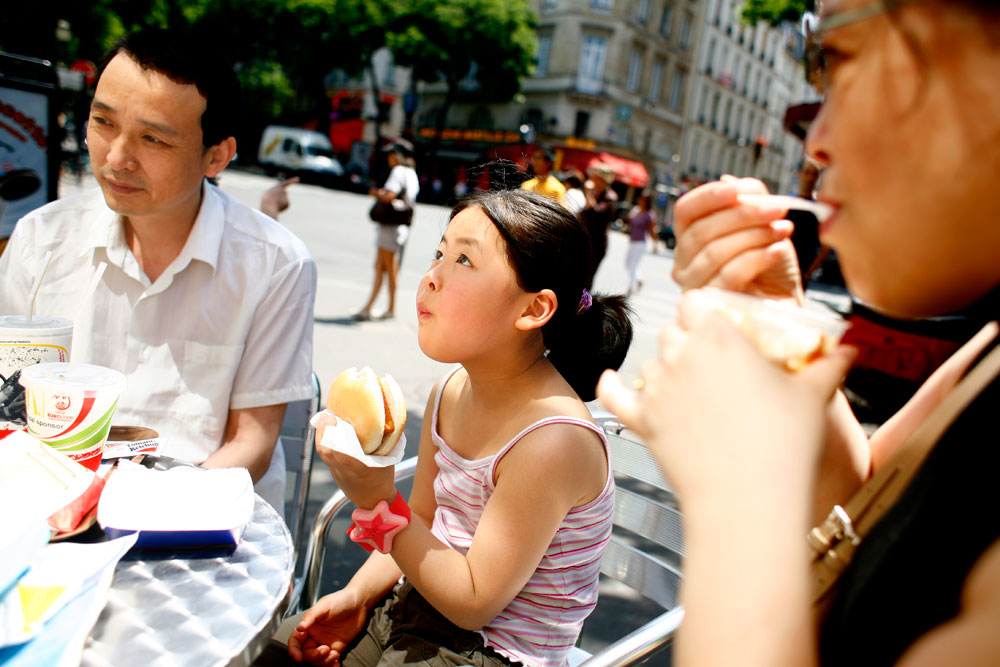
[632, 378, 645, 391]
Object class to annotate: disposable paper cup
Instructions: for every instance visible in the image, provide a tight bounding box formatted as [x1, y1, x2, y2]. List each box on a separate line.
[688, 288, 850, 371]
[19, 363, 127, 472]
[1, 316, 73, 434]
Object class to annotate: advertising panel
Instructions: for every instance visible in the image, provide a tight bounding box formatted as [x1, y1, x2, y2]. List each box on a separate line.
[1, 56, 59, 240]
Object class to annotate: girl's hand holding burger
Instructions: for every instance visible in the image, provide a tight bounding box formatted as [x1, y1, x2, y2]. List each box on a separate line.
[313, 367, 407, 508]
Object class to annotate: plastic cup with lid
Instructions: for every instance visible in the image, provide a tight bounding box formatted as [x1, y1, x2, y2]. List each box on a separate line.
[1, 316, 73, 434]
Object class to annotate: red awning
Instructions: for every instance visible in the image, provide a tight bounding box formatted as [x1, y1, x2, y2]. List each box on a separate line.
[592, 152, 649, 188]
[486, 144, 650, 188]
[554, 148, 649, 188]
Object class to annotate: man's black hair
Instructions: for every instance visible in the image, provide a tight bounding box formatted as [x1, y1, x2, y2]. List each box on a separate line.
[99, 27, 241, 148]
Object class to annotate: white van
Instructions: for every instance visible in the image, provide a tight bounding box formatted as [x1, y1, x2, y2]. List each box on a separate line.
[257, 126, 344, 184]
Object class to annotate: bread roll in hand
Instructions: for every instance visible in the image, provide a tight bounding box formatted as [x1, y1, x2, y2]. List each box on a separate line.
[324, 366, 406, 456]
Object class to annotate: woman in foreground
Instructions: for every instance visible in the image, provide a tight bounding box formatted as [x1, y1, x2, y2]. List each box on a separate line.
[599, 1, 1000, 665]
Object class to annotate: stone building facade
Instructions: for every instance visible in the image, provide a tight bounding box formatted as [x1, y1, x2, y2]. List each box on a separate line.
[682, 0, 819, 193]
[323, 1, 819, 201]
[410, 0, 707, 197]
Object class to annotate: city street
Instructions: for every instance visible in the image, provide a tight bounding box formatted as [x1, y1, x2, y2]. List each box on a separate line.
[57, 167, 847, 656]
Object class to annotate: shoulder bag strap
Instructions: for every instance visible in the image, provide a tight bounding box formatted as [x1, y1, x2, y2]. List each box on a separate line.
[809, 323, 1000, 604]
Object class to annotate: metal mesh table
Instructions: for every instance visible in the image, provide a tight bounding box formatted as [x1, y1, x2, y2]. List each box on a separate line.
[81, 496, 294, 667]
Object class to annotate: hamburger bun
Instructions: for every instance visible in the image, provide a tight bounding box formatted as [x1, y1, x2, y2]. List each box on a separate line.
[326, 366, 407, 455]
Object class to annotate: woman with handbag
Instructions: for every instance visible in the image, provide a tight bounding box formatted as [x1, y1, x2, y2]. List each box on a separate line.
[598, 1, 1000, 664]
[354, 141, 419, 321]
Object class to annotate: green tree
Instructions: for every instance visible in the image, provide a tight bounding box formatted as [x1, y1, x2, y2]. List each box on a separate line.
[1, 0, 393, 157]
[180, 0, 399, 149]
[740, 0, 815, 26]
[389, 0, 537, 165]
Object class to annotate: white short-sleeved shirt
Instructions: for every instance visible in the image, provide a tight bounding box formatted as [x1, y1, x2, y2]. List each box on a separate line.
[0, 184, 317, 510]
[382, 165, 419, 207]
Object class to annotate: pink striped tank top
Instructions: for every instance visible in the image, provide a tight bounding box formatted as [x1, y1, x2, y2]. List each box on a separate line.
[428, 369, 615, 667]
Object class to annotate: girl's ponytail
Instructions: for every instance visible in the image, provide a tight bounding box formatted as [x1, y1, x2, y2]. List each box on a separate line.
[544, 293, 633, 402]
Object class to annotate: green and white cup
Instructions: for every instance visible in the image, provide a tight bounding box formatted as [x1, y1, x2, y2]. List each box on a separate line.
[19, 362, 127, 472]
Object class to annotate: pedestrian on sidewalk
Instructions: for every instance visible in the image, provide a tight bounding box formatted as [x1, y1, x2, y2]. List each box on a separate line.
[579, 163, 618, 288]
[355, 141, 418, 321]
[624, 191, 657, 296]
[519, 146, 566, 203]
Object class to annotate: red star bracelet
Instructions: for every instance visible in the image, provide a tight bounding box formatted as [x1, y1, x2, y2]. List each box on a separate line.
[346, 493, 411, 553]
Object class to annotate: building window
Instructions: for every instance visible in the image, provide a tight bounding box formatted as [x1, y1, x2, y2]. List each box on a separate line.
[690, 136, 700, 172]
[577, 35, 608, 94]
[649, 60, 664, 102]
[574, 110, 591, 138]
[705, 38, 715, 75]
[535, 34, 552, 77]
[660, 4, 672, 38]
[627, 49, 642, 92]
[669, 70, 686, 110]
[680, 14, 692, 49]
[542, 0, 558, 9]
[698, 83, 708, 122]
[591, 0, 614, 11]
[637, 0, 651, 23]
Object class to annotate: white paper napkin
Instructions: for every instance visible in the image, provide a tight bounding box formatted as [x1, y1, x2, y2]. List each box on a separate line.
[97, 460, 254, 532]
[310, 410, 407, 467]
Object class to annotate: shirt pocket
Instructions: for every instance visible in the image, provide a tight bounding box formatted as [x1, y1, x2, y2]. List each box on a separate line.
[182, 341, 245, 411]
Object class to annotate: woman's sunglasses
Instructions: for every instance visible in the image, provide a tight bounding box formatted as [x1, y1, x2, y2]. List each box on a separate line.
[804, 0, 915, 94]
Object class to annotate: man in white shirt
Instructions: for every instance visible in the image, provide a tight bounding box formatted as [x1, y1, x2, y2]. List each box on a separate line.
[0, 28, 316, 514]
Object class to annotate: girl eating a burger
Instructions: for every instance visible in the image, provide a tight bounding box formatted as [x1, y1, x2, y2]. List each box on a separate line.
[287, 189, 634, 666]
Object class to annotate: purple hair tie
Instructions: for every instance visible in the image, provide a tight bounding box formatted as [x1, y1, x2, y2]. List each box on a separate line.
[576, 288, 593, 315]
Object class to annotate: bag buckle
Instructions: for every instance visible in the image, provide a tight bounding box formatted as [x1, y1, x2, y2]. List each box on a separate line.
[808, 504, 861, 554]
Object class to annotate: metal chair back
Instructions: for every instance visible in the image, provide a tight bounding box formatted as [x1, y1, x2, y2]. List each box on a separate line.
[570, 418, 685, 666]
[280, 371, 321, 608]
